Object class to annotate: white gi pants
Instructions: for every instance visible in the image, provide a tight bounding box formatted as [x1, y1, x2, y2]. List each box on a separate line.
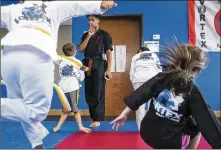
[133, 82, 151, 131]
[1, 46, 54, 148]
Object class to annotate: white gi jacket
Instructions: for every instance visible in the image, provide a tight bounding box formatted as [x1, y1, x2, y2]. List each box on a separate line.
[130, 51, 162, 85]
[1, 1, 105, 60]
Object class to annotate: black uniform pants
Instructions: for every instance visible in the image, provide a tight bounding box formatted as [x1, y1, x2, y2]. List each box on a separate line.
[84, 61, 106, 121]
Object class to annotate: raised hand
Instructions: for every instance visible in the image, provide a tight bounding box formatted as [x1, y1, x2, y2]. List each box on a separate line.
[101, 1, 117, 11]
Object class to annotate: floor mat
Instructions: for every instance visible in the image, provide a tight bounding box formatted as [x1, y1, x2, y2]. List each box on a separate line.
[56, 131, 211, 149]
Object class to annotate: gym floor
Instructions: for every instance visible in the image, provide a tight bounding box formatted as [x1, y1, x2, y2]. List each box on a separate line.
[1, 116, 213, 149]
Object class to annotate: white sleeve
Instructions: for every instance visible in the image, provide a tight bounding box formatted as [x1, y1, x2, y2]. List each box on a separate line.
[1, 6, 10, 29]
[48, 1, 105, 24]
[153, 53, 162, 72]
[129, 57, 135, 83]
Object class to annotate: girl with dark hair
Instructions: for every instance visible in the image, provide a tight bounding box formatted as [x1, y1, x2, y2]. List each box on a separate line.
[110, 38, 221, 149]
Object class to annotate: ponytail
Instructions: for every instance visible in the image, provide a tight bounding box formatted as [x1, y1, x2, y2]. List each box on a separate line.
[158, 37, 206, 95]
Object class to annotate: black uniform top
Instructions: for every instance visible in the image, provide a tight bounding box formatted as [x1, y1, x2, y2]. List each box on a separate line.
[79, 28, 113, 57]
[124, 72, 221, 149]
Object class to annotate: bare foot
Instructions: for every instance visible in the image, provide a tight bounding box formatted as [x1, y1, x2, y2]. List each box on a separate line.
[52, 127, 60, 133]
[79, 127, 91, 134]
[89, 122, 100, 127]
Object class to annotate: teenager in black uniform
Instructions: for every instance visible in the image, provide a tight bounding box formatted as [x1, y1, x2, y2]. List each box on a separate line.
[78, 14, 113, 127]
[111, 39, 221, 149]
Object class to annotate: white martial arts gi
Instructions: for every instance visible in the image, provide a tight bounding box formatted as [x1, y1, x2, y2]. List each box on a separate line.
[58, 56, 85, 93]
[129, 51, 162, 131]
[1, 1, 105, 148]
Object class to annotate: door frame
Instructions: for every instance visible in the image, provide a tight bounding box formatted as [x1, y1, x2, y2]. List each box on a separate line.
[99, 14, 144, 48]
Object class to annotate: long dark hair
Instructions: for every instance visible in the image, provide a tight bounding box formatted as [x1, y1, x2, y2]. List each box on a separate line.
[158, 37, 207, 95]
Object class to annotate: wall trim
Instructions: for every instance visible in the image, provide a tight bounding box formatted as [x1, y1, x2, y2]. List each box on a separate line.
[48, 109, 221, 117]
[48, 109, 90, 116]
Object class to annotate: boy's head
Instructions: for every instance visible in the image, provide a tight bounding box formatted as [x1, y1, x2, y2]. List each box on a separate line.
[137, 47, 150, 53]
[62, 43, 77, 56]
[87, 14, 101, 28]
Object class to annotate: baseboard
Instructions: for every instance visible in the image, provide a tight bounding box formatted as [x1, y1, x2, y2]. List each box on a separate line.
[48, 109, 90, 116]
[48, 109, 221, 117]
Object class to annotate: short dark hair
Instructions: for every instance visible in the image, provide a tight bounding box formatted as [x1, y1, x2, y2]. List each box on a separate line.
[62, 43, 76, 56]
[140, 47, 150, 52]
[87, 14, 101, 19]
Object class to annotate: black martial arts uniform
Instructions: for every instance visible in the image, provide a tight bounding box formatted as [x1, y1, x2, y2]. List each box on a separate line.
[79, 28, 113, 121]
[124, 72, 221, 149]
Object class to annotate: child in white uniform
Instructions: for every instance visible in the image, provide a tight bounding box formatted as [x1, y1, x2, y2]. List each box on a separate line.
[53, 43, 91, 134]
[1, 0, 117, 149]
[130, 47, 161, 131]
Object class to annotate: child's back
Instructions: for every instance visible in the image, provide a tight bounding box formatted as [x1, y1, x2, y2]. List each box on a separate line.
[59, 56, 84, 93]
[138, 74, 195, 148]
[130, 50, 161, 85]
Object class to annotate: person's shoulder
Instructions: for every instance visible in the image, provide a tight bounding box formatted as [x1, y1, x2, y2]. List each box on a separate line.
[190, 82, 201, 93]
[151, 52, 158, 57]
[83, 31, 88, 36]
[100, 29, 111, 36]
[3, 3, 16, 9]
[101, 29, 109, 33]
[132, 53, 140, 60]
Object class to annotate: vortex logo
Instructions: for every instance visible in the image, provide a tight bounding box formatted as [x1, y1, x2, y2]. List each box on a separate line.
[214, 10, 221, 36]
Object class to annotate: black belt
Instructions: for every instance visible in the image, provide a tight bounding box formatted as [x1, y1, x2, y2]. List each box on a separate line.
[84, 56, 102, 61]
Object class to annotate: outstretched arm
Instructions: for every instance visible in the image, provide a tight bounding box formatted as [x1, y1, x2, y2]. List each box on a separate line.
[123, 73, 163, 111]
[110, 73, 164, 131]
[49, 1, 117, 24]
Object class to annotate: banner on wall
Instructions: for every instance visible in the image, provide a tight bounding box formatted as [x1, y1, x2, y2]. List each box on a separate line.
[188, 0, 221, 51]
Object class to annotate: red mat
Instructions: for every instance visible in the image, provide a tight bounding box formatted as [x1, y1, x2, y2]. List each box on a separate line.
[55, 132, 211, 149]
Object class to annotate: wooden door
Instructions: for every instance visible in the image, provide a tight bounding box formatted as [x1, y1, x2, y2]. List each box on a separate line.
[100, 16, 142, 116]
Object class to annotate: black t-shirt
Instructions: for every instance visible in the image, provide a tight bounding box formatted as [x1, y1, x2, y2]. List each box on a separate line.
[124, 72, 221, 149]
[79, 28, 113, 57]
